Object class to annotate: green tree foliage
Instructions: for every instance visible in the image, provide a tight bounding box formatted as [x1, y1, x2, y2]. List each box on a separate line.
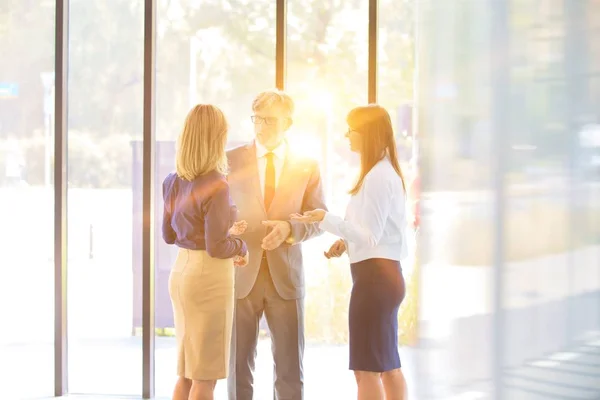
[0, 0, 414, 188]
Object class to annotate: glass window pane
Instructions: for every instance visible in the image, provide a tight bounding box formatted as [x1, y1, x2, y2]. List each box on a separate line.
[154, 1, 276, 398]
[0, 1, 55, 398]
[415, 0, 496, 397]
[287, 1, 369, 201]
[503, 0, 600, 397]
[378, 0, 415, 165]
[287, 1, 368, 398]
[378, 1, 419, 398]
[66, 1, 144, 395]
[416, 0, 600, 397]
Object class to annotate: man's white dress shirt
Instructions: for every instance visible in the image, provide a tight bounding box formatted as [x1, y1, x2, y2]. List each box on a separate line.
[319, 157, 408, 263]
[255, 140, 286, 197]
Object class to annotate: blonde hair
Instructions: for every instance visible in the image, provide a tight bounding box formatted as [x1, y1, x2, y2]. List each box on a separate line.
[176, 104, 228, 181]
[252, 89, 294, 116]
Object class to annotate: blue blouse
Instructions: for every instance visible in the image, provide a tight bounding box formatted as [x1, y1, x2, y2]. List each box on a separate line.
[162, 170, 247, 259]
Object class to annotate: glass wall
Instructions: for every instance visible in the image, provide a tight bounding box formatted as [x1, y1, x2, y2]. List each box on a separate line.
[285, 1, 371, 397]
[65, 0, 144, 395]
[416, 0, 600, 398]
[0, 1, 56, 399]
[378, 4, 422, 399]
[153, 1, 276, 397]
[378, 0, 414, 166]
[501, 1, 600, 397]
[3, 0, 600, 399]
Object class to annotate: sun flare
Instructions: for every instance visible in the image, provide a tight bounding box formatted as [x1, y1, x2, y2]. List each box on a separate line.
[286, 132, 323, 161]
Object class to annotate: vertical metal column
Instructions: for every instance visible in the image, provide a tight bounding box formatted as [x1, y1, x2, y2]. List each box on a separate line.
[142, 0, 157, 398]
[54, 0, 69, 395]
[368, 0, 378, 103]
[275, 0, 287, 90]
[490, 1, 510, 399]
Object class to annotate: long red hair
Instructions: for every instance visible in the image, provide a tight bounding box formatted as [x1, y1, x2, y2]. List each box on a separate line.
[347, 104, 405, 195]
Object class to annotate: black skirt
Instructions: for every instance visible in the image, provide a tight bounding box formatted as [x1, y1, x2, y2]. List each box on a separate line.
[349, 258, 406, 372]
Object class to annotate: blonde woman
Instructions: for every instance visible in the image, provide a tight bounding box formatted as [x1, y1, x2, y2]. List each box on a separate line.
[162, 104, 249, 400]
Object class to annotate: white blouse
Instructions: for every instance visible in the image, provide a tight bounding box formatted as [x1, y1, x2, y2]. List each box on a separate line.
[319, 158, 408, 263]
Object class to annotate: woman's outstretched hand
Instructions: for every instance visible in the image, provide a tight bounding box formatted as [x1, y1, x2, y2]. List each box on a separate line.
[289, 209, 326, 223]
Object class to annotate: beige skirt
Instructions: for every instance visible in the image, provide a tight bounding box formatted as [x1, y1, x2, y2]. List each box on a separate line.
[168, 248, 235, 380]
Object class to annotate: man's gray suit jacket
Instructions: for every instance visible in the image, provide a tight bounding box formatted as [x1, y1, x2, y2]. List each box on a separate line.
[226, 142, 327, 300]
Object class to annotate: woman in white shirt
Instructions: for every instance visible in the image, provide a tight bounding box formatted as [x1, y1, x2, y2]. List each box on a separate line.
[292, 104, 408, 400]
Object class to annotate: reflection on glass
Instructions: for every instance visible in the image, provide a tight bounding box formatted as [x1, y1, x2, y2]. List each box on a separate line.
[417, 1, 497, 396]
[502, 1, 600, 397]
[378, 0, 419, 351]
[66, 1, 143, 395]
[154, 1, 276, 398]
[378, 0, 415, 164]
[0, 1, 55, 398]
[417, 0, 600, 398]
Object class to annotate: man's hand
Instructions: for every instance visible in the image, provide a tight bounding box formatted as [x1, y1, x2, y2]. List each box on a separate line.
[324, 239, 346, 259]
[229, 220, 248, 236]
[261, 220, 292, 250]
[234, 251, 249, 267]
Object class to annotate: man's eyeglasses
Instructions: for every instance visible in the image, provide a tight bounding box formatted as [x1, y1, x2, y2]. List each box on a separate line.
[251, 115, 279, 125]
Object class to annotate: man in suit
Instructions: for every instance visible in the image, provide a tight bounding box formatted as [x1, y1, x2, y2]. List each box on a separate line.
[226, 89, 327, 400]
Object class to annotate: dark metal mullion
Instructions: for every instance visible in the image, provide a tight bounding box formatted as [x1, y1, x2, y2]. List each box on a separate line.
[276, 0, 286, 90]
[368, 0, 378, 103]
[54, 0, 69, 396]
[142, 0, 157, 398]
